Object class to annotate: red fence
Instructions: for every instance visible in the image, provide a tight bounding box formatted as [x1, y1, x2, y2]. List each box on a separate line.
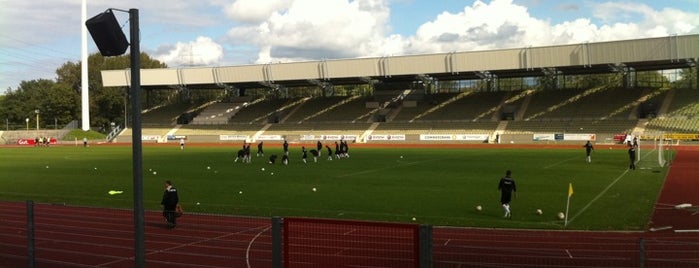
[282, 217, 421, 268]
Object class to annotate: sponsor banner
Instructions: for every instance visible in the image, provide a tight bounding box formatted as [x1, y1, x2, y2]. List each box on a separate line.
[613, 134, 627, 143]
[455, 134, 489, 141]
[564, 133, 596, 141]
[367, 134, 406, 141]
[554, 133, 564, 140]
[219, 135, 249, 141]
[142, 135, 160, 141]
[167, 135, 187, 140]
[257, 135, 284, 141]
[299, 135, 316, 141]
[17, 138, 58, 146]
[662, 133, 699, 140]
[533, 134, 556, 141]
[320, 134, 358, 141]
[420, 134, 454, 141]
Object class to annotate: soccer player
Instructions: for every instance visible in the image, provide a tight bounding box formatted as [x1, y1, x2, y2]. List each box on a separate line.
[257, 141, 264, 157]
[334, 141, 341, 159]
[325, 145, 333, 161]
[316, 141, 323, 156]
[180, 138, 185, 150]
[310, 149, 319, 163]
[283, 140, 289, 156]
[269, 154, 278, 164]
[244, 143, 252, 163]
[341, 140, 349, 158]
[301, 146, 308, 163]
[281, 154, 289, 165]
[583, 140, 594, 163]
[497, 170, 517, 218]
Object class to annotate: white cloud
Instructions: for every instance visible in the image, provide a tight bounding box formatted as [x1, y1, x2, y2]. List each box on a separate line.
[154, 36, 224, 67]
[226, 0, 392, 63]
[2, 0, 698, 92]
[225, 0, 291, 23]
[400, 0, 699, 55]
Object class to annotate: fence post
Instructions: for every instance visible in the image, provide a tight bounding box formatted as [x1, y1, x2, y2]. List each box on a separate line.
[639, 238, 645, 268]
[419, 224, 433, 268]
[272, 216, 283, 268]
[27, 200, 35, 268]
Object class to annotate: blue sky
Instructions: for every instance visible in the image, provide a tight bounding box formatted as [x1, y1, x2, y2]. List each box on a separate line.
[1, 0, 698, 93]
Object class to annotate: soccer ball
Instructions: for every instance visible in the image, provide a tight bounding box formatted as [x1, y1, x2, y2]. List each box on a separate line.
[536, 209, 543, 215]
[475, 205, 482, 211]
[557, 212, 565, 220]
[261, 167, 265, 171]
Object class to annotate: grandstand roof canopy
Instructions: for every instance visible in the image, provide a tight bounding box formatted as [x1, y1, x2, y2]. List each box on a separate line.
[101, 34, 699, 90]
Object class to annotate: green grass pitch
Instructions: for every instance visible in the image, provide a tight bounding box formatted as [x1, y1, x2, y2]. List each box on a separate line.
[0, 144, 671, 230]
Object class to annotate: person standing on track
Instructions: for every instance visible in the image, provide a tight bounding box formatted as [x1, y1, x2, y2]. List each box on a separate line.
[583, 140, 594, 163]
[498, 170, 516, 219]
[161, 180, 179, 229]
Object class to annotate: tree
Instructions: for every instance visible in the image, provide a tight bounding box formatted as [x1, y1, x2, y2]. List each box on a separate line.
[0, 79, 78, 129]
[54, 52, 168, 131]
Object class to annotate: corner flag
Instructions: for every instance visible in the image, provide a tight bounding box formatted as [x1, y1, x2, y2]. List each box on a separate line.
[568, 183, 574, 197]
[565, 183, 573, 227]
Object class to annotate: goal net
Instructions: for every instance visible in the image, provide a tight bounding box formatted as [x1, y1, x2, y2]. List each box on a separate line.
[636, 132, 673, 169]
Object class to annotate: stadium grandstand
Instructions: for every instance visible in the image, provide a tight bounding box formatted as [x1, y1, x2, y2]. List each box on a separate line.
[1, 35, 697, 146]
[90, 35, 699, 147]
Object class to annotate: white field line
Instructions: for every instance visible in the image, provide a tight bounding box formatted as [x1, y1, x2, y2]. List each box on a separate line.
[567, 169, 630, 225]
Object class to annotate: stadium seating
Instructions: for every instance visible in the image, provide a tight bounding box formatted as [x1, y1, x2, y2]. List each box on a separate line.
[89, 87, 699, 144]
[142, 103, 195, 126]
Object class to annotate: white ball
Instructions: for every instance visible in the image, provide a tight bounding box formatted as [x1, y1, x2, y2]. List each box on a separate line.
[196, 202, 200, 205]
[207, 166, 211, 170]
[312, 187, 317, 192]
[270, 172, 274, 175]
[475, 205, 482, 211]
[536, 209, 543, 215]
[153, 171, 157, 175]
[261, 168, 265, 171]
[400, 155, 403, 159]
[46, 165, 49, 168]
[411, 217, 416, 221]
[239, 191, 243, 194]
[557, 212, 565, 220]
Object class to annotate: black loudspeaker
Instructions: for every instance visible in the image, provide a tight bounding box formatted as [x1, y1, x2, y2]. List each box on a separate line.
[85, 10, 129, 56]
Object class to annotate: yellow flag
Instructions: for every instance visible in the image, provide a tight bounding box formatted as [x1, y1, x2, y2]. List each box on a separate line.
[568, 183, 574, 197]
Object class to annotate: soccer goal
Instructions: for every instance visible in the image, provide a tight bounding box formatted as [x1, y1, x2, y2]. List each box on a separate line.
[636, 133, 673, 169]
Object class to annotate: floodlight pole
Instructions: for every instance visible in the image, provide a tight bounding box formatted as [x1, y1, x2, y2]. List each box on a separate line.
[128, 8, 145, 268]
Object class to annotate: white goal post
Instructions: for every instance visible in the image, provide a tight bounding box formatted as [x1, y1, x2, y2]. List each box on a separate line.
[636, 132, 672, 168]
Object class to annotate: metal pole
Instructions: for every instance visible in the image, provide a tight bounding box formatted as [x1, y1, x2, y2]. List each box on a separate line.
[129, 8, 145, 268]
[639, 238, 645, 268]
[271, 217, 283, 268]
[419, 225, 433, 268]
